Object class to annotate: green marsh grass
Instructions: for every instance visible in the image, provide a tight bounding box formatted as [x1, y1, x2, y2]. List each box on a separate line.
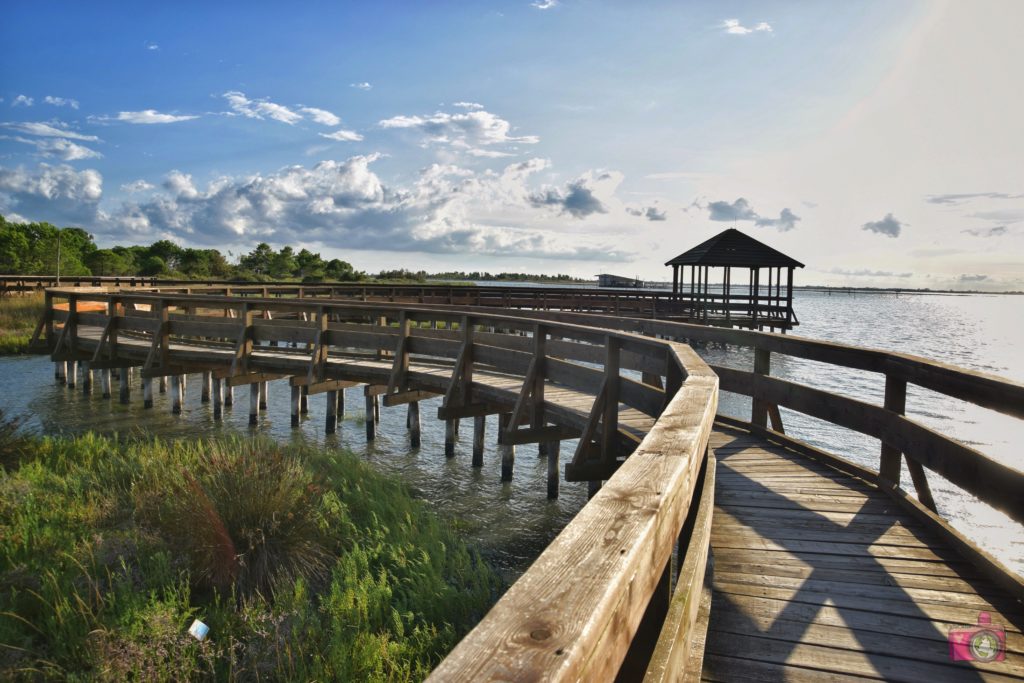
[0, 292, 44, 355]
[0, 416, 501, 680]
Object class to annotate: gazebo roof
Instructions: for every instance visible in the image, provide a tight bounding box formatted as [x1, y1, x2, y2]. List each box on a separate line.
[665, 228, 804, 268]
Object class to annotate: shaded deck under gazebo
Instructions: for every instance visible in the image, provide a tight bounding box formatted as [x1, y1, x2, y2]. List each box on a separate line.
[665, 228, 804, 331]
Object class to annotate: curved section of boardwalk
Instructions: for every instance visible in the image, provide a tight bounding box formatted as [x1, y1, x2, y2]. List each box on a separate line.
[704, 423, 1024, 682]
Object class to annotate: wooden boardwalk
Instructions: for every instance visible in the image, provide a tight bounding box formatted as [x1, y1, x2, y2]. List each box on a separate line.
[703, 423, 1024, 682]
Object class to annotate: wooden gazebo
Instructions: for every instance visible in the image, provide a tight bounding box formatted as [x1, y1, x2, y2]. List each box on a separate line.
[665, 228, 804, 331]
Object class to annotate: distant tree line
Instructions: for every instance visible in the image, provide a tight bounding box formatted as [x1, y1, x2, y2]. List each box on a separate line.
[0, 215, 363, 282]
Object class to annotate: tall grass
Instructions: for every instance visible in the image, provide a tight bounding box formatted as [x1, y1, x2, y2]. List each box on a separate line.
[0, 417, 501, 680]
[0, 293, 44, 355]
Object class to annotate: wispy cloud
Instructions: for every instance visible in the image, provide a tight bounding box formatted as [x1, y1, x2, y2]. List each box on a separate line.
[11, 95, 34, 107]
[6, 136, 101, 161]
[962, 225, 1008, 237]
[926, 191, 1024, 204]
[531, 0, 558, 9]
[1, 121, 99, 141]
[453, 102, 484, 110]
[145, 42, 159, 51]
[958, 274, 989, 283]
[116, 110, 199, 124]
[43, 96, 79, 109]
[830, 268, 912, 278]
[319, 129, 364, 142]
[862, 213, 903, 237]
[121, 179, 154, 193]
[350, 82, 372, 91]
[300, 107, 341, 126]
[722, 19, 773, 35]
[627, 205, 667, 221]
[223, 91, 302, 124]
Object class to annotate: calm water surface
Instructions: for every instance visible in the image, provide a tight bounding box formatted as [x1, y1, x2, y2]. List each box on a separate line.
[0, 289, 1020, 578]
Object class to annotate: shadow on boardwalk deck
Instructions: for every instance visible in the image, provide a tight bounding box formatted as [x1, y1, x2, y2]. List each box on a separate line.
[702, 422, 1024, 682]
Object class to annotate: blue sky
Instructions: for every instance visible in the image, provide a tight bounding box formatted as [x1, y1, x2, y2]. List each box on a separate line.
[2, 1, 1022, 289]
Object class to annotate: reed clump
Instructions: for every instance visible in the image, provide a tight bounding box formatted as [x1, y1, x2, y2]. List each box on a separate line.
[0, 292, 44, 355]
[0, 413, 501, 681]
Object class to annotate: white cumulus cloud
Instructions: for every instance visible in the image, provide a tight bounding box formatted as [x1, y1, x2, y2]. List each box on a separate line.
[11, 95, 34, 107]
[300, 107, 342, 126]
[379, 108, 539, 153]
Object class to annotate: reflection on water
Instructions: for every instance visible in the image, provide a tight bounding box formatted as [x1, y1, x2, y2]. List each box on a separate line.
[1, 289, 1021, 578]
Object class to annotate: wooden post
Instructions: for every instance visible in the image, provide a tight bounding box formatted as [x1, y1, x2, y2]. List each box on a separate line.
[248, 382, 259, 426]
[601, 337, 620, 463]
[201, 372, 211, 403]
[751, 347, 770, 427]
[373, 394, 380, 424]
[497, 412, 510, 444]
[291, 385, 300, 427]
[365, 393, 376, 441]
[546, 439, 560, 499]
[786, 266, 794, 328]
[326, 390, 337, 434]
[499, 442, 515, 481]
[337, 387, 345, 418]
[224, 383, 233, 407]
[472, 414, 485, 467]
[588, 480, 601, 499]
[171, 375, 182, 414]
[259, 381, 268, 411]
[445, 419, 457, 458]
[66, 360, 76, 389]
[409, 401, 421, 448]
[159, 375, 167, 394]
[100, 368, 111, 398]
[55, 361, 64, 383]
[119, 367, 130, 404]
[143, 376, 153, 408]
[213, 377, 223, 420]
[81, 361, 92, 395]
[300, 385, 309, 414]
[879, 375, 906, 484]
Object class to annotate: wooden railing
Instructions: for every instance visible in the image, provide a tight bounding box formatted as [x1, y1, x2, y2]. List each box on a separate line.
[37, 288, 721, 680]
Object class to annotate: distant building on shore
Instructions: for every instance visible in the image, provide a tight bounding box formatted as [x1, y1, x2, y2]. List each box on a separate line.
[596, 273, 644, 288]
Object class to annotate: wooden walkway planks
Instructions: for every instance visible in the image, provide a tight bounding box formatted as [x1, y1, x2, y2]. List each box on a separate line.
[703, 422, 1024, 682]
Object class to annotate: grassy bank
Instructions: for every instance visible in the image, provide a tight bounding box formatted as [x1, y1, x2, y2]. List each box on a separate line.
[0, 418, 502, 681]
[0, 293, 44, 355]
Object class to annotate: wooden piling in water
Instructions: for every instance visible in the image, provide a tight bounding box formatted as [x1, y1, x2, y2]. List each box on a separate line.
[54, 361, 63, 383]
[300, 385, 308, 414]
[66, 361, 76, 389]
[546, 440, 560, 499]
[212, 377, 223, 420]
[472, 415, 485, 467]
[159, 375, 167, 394]
[365, 393, 375, 441]
[259, 381, 268, 411]
[409, 401, 421, 447]
[143, 377, 153, 408]
[445, 419, 457, 457]
[326, 390, 337, 434]
[81, 361, 92, 395]
[291, 385, 300, 427]
[100, 369, 111, 398]
[170, 375, 182, 414]
[337, 388, 345, 418]
[373, 394, 380, 423]
[201, 372, 211, 403]
[224, 384, 233, 407]
[119, 369, 130, 404]
[500, 442, 515, 481]
[248, 383, 259, 426]
[587, 480, 601, 499]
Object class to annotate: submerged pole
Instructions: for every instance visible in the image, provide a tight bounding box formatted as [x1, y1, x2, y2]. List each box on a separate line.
[259, 381, 268, 411]
[81, 361, 92, 395]
[364, 393, 375, 441]
[546, 440, 560, 499]
[119, 368, 130, 405]
[170, 375, 182, 414]
[66, 360, 76, 389]
[291, 385, 300, 427]
[143, 376, 153, 408]
[472, 415, 485, 468]
[499, 442, 515, 482]
[201, 372, 211, 403]
[408, 401, 421, 448]
[300, 385, 308, 414]
[326, 390, 337, 434]
[248, 383, 259, 426]
[100, 368, 111, 399]
[213, 377, 223, 420]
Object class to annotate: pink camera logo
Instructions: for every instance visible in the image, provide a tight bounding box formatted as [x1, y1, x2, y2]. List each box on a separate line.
[949, 612, 1005, 662]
